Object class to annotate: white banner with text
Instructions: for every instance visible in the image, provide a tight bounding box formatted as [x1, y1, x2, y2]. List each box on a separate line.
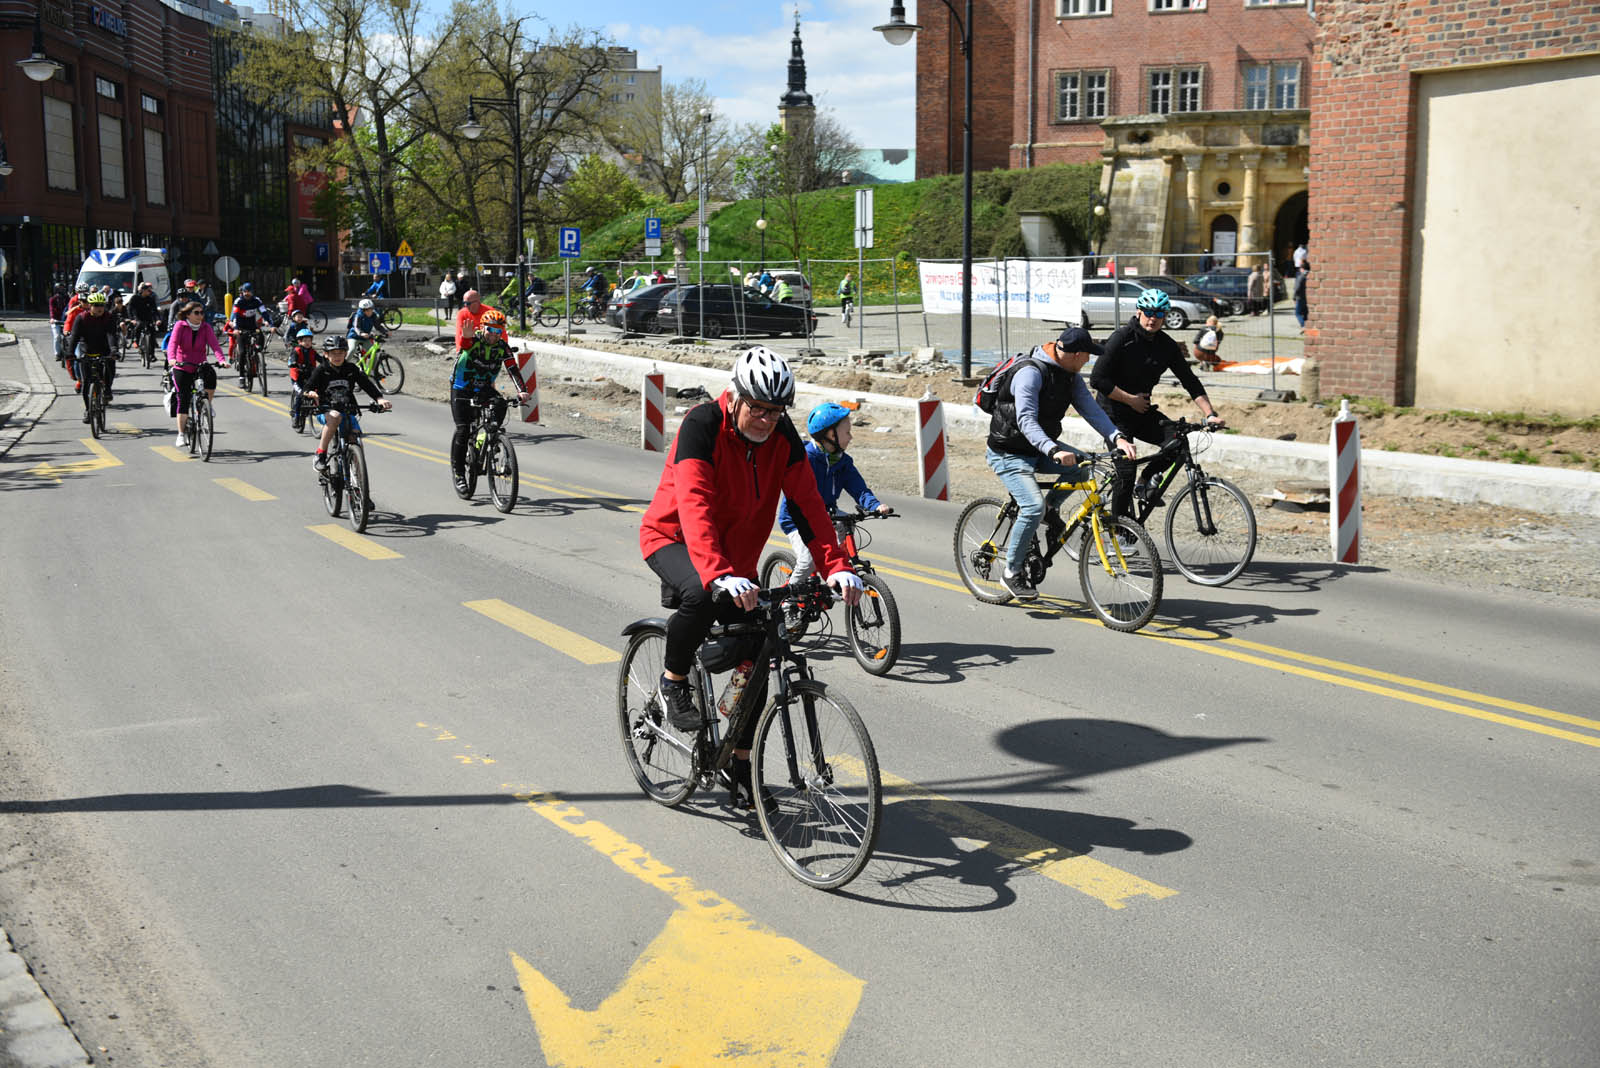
[917, 259, 1084, 321]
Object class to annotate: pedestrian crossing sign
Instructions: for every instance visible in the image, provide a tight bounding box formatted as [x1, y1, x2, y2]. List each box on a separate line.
[397, 255, 414, 271]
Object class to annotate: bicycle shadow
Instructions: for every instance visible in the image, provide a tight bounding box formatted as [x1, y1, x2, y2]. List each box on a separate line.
[797, 634, 1056, 684]
[515, 493, 650, 518]
[838, 717, 1261, 911]
[204, 448, 307, 465]
[1223, 559, 1388, 594]
[361, 510, 506, 537]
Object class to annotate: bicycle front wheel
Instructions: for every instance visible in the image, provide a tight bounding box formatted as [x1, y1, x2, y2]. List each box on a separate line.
[345, 444, 370, 533]
[1165, 476, 1257, 587]
[952, 497, 1017, 604]
[308, 309, 328, 332]
[1077, 515, 1163, 633]
[753, 680, 880, 891]
[487, 434, 519, 513]
[257, 352, 268, 396]
[375, 353, 404, 394]
[536, 308, 563, 329]
[759, 549, 798, 589]
[617, 628, 697, 807]
[846, 573, 900, 676]
[195, 398, 214, 461]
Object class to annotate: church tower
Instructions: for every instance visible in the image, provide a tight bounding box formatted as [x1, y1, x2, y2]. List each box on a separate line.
[777, 14, 815, 142]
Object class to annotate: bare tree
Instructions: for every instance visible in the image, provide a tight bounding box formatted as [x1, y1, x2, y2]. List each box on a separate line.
[604, 78, 746, 202]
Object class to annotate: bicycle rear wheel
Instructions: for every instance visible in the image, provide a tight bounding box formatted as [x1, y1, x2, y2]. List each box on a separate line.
[345, 444, 370, 532]
[487, 434, 519, 513]
[752, 680, 880, 890]
[536, 308, 563, 329]
[195, 398, 214, 461]
[952, 497, 1017, 604]
[1077, 515, 1162, 633]
[617, 628, 697, 807]
[461, 440, 481, 498]
[380, 306, 403, 331]
[846, 573, 900, 676]
[1165, 476, 1256, 587]
[375, 353, 404, 394]
[308, 309, 328, 332]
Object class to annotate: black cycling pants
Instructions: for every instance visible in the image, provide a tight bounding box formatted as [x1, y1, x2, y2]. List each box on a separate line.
[1103, 401, 1177, 520]
[449, 388, 508, 478]
[171, 365, 217, 415]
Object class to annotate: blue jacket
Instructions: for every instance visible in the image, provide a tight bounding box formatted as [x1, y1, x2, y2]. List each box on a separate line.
[777, 442, 882, 533]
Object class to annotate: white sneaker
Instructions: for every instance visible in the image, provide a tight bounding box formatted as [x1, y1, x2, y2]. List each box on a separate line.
[175, 433, 188, 448]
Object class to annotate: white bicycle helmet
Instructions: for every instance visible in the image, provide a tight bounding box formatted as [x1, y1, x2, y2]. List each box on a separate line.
[731, 346, 795, 407]
[358, 298, 375, 311]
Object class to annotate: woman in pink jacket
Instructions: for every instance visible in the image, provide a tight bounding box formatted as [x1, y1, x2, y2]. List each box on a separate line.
[165, 303, 226, 448]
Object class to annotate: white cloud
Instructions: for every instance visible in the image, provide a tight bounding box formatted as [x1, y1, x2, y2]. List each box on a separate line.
[603, 0, 915, 149]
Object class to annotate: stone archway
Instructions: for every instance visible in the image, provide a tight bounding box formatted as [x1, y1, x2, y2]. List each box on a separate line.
[1272, 192, 1308, 274]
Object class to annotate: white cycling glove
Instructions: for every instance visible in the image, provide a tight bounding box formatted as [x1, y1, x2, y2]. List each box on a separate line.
[827, 571, 864, 596]
[712, 576, 759, 600]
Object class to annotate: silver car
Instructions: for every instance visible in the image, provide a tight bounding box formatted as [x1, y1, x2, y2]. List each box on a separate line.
[1079, 279, 1211, 331]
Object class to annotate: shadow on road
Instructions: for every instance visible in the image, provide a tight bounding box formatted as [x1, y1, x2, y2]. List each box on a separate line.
[0, 784, 528, 813]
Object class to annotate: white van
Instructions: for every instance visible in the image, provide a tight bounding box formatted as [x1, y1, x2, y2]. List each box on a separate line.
[75, 248, 172, 304]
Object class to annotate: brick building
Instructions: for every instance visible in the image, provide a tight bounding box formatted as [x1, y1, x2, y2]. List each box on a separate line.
[914, 0, 1314, 263]
[1306, 1, 1600, 415]
[0, 0, 340, 312]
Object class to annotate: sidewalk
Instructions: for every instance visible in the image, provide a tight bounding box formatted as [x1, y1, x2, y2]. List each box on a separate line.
[0, 319, 58, 460]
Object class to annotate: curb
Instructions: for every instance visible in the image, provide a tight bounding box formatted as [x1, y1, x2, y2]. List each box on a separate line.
[0, 338, 57, 461]
[0, 926, 92, 1068]
[512, 335, 1600, 519]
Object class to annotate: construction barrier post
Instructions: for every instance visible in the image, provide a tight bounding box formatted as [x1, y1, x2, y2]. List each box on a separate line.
[505, 346, 539, 423]
[916, 390, 949, 501]
[1330, 398, 1360, 562]
[642, 369, 666, 451]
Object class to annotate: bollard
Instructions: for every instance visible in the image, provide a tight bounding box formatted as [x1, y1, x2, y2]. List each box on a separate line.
[1330, 398, 1360, 562]
[642, 369, 665, 451]
[916, 389, 949, 501]
[504, 346, 540, 423]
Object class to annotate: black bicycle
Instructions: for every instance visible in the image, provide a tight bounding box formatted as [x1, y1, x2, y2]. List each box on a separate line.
[78, 354, 111, 440]
[134, 320, 159, 368]
[618, 577, 882, 890]
[759, 510, 901, 676]
[457, 396, 520, 512]
[236, 329, 269, 396]
[170, 367, 215, 461]
[315, 394, 384, 533]
[1125, 417, 1257, 586]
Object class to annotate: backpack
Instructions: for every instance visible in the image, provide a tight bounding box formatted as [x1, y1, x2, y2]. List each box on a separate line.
[973, 343, 1054, 413]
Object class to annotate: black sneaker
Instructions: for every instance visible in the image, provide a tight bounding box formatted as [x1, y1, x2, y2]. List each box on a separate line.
[727, 756, 778, 815]
[453, 477, 472, 499]
[314, 454, 329, 473]
[1001, 569, 1038, 602]
[657, 675, 701, 732]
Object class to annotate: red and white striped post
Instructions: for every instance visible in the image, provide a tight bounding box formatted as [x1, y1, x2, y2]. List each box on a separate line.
[642, 369, 666, 451]
[916, 390, 949, 501]
[1330, 398, 1361, 562]
[504, 347, 539, 423]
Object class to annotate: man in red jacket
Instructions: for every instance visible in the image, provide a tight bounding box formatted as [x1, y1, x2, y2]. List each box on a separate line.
[639, 347, 863, 802]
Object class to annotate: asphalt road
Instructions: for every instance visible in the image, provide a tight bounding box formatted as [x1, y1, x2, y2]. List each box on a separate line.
[1, 320, 1595, 1068]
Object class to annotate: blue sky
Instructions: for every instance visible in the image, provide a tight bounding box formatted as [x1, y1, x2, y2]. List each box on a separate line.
[523, 0, 917, 148]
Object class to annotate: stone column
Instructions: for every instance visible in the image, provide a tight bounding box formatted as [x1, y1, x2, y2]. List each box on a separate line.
[1182, 153, 1205, 252]
[1239, 152, 1262, 264]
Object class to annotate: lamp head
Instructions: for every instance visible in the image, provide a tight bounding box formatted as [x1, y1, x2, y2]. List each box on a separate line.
[874, 2, 920, 46]
[458, 103, 485, 140]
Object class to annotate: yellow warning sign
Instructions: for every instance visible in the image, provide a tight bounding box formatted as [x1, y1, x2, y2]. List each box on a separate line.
[395, 239, 414, 257]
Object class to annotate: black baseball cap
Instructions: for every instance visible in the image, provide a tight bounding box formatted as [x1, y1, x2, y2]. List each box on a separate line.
[1056, 326, 1104, 356]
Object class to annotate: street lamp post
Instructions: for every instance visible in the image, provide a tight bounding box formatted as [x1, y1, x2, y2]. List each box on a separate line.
[696, 107, 712, 338]
[877, 0, 974, 378]
[17, 9, 63, 83]
[458, 92, 527, 333]
[755, 216, 766, 267]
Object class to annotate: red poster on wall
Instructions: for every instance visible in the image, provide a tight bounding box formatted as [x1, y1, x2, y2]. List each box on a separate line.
[297, 171, 327, 221]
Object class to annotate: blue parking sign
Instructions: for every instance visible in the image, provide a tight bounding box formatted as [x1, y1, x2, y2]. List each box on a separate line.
[645, 217, 661, 241]
[369, 251, 392, 274]
[559, 227, 581, 259]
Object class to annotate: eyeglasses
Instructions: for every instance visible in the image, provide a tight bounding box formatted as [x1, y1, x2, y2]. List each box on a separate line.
[744, 401, 786, 421]
[485, 327, 505, 336]
[187, 309, 204, 316]
[1140, 309, 1168, 320]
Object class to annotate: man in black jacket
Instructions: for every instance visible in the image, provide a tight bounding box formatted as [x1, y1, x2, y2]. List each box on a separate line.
[66, 292, 121, 417]
[1089, 288, 1224, 520]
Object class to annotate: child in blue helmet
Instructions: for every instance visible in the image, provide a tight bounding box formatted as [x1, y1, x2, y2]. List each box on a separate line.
[776, 401, 894, 581]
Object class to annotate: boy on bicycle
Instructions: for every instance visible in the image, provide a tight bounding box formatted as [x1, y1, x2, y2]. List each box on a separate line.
[304, 337, 391, 473]
[346, 298, 388, 356]
[286, 328, 321, 431]
[776, 401, 893, 585]
[448, 308, 531, 497]
[987, 326, 1135, 602]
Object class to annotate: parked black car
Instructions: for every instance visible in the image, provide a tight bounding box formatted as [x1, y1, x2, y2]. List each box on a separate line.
[656, 284, 817, 339]
[1184, 267, 1287, 309]
[605, 283, 677, 333]
[1126, 275, 1235, 318]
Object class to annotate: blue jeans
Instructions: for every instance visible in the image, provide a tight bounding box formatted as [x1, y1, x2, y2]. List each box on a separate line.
[986, 448, 1083, 575]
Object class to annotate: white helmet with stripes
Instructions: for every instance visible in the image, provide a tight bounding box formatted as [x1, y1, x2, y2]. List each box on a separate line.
[731, 346, 795, 407]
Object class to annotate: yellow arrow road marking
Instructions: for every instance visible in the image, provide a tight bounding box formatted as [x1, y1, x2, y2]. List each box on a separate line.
[150, 445, 195, 462]
[28, 438, 123, 480]
[836, 758, 1178, 910]
[213, 477, 276, 501]
[463, 599, 619, 665]
[307, 523, 403, 560]
[507, 787, 863, 1068]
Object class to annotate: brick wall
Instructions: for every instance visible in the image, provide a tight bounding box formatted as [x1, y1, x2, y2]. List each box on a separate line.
[1309, 0, 1600, 402]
